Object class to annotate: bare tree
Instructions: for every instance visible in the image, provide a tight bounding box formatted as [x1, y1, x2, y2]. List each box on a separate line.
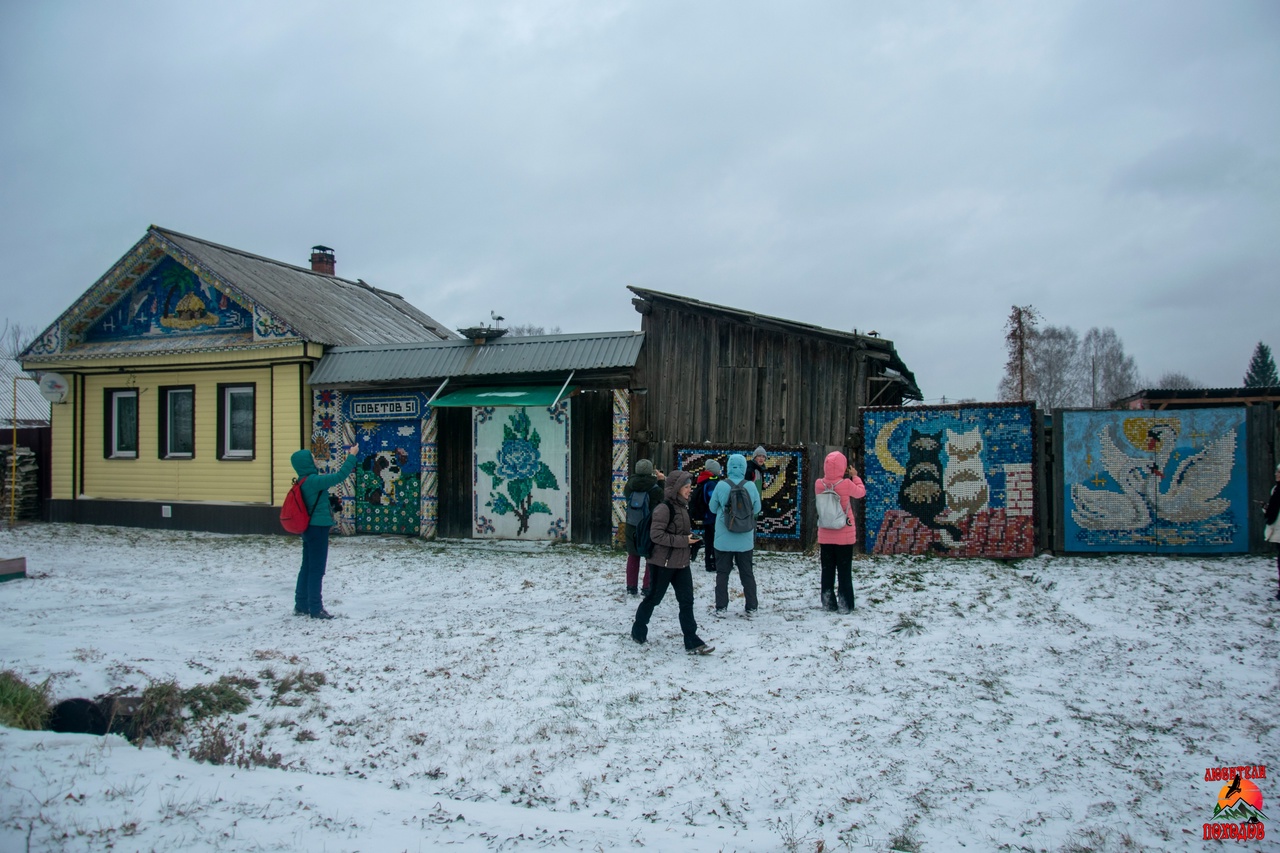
[997, 305, 1039, 402]
[1077, 327, 1139, 407]
[1027, 325, 1082, 409]
[1, 320, 37, 361]
[1155, 371, 1200, 390]
[505, 324, 563, 337]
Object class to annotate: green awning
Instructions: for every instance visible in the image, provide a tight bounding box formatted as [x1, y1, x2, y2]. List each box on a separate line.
[430, 386, 577, 408]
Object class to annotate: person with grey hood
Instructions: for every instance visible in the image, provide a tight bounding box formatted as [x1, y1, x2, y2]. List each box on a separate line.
[622, 459, 664, 595]
[708, 453, 762, 616]
[630, 470, 714, 655]
[290, 444, 359, 619]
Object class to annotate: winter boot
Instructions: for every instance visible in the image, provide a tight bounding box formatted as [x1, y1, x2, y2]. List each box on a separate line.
[821, 590, 838, 612]
[838, 593, 855, 614]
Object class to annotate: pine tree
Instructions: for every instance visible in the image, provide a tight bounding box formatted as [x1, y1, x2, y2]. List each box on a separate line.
[997, 305, 1039, 402]
[1243, 342, 1279, 387]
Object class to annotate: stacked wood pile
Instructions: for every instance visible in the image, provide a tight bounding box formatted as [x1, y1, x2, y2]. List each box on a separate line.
[0, 444, 39, 522]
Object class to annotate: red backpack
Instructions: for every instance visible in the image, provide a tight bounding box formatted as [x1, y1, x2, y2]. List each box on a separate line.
[280, 476, 323, 534]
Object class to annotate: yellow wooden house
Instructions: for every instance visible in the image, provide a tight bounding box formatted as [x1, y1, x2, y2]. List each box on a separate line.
[19, 226, 456, 533]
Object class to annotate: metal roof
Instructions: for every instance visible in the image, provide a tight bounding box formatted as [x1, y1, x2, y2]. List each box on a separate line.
[22, 226, 460, 363]
[309, 331, 645, 388]
[627, 286, 923, 400]
[0, 359, 51, 427]
[155, 228, 459, 346]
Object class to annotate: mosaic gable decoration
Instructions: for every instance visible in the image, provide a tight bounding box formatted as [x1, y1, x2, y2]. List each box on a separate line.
[84, 255, 253, 341]
[474, 405, 570, 540]
[675, 446, 804, 540]
[1060, 407, 1247, 553]
[862, 403, 1036, 558]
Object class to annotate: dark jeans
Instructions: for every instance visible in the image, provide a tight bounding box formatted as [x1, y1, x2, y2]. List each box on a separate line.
[820, 542, 855, 610]
[631, 565, 704, 650]
[296, 525, 331, 615]
[702, 525, 718, 572]
[715, 549, 758, 611]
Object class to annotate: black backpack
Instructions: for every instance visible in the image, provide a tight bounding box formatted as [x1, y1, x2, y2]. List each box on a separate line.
[632, 497, 673, 559]
[689, 478, 711, 525]
[625, 490, 649, 527]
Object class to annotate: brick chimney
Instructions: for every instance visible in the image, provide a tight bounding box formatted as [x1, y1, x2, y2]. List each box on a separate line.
[310, 245, 335, 275]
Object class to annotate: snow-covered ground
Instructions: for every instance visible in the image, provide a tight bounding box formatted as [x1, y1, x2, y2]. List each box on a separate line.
[1, 523, 1276, 852]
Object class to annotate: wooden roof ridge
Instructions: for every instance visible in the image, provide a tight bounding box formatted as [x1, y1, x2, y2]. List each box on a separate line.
[629, 286, 883, 346]
[627, 285, 922, 399]
[150, 225, 402, 298]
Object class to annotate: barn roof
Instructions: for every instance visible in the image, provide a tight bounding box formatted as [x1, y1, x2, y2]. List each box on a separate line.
[1115, 386, 1280, 409]
[22, 226, 458, 363]
[309, 330, 646, 390]
[627, 287, 922, 400]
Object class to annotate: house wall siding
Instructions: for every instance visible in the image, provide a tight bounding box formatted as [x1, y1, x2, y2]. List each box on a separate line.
[79, 367, 280, 503]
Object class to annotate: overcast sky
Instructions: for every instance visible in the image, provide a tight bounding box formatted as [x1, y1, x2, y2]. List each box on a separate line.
[2, 1, 1277, 402]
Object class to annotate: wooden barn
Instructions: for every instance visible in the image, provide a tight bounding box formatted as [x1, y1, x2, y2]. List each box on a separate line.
[626, 287, 920, 549]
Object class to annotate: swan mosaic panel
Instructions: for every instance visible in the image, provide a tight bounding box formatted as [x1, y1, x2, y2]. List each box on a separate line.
[1060, 408, 1248, 553]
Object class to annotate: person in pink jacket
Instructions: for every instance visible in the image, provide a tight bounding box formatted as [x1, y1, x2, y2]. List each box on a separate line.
[815, 450, 866, 613]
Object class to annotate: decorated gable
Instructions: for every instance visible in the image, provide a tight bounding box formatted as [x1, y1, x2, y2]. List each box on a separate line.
[84, 255, 252, 342]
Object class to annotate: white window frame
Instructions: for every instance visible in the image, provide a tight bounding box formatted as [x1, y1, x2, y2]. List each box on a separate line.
[220, 384, 255, 460]
[108, 389, 138, 459]
[161, 386, 195, 459]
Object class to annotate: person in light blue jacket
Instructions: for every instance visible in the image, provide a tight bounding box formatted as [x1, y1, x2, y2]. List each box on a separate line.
[290, 444, 359, 619]
[707, 453, 762, 616]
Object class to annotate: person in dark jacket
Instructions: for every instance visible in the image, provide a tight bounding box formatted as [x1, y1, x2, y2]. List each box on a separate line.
[1264, 463, 1280, 600]
[291, 445, 359, 619]
[631, 470, 714, 655]
[693, 459, 722, 572]
[622, 459, 665, 595]
[745, 446, 768, 484]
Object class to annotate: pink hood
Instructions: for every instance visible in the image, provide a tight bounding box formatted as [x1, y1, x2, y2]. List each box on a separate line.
[823, 451, 849, 480]
[815, 451, 865, 545]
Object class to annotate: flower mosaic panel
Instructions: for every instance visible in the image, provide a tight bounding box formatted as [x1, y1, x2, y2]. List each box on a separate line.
[474, 404, 570, 540]
[83, 255, 253, 342]
[674, 446, 804, 540]
[1060, 407, 1248, 553]
[861, 403, 1036, 558]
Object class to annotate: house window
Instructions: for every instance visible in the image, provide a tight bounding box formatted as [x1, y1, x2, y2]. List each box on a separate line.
[217, 383, 255, 459]
[104, 388, 138, 459]
[159, 386, 195, 459]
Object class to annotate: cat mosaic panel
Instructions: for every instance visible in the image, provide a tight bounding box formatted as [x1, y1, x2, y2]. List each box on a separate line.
[1060, 407, 1248, 554]
[861, 403, 1036, 558]
[314, 390, 432, 537]
[675, 446, 804, 540]
[473, 404, 571, 541]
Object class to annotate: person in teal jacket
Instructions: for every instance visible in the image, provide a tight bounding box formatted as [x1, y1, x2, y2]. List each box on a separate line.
[291, 444, 359, 619]
[707, 453, 762, 615]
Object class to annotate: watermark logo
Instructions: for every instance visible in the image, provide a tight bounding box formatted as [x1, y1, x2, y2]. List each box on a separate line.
[1203, 765, 1267, 842]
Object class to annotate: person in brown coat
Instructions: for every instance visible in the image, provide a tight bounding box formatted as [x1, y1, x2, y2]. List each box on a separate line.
[630, 470, 714, 655]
